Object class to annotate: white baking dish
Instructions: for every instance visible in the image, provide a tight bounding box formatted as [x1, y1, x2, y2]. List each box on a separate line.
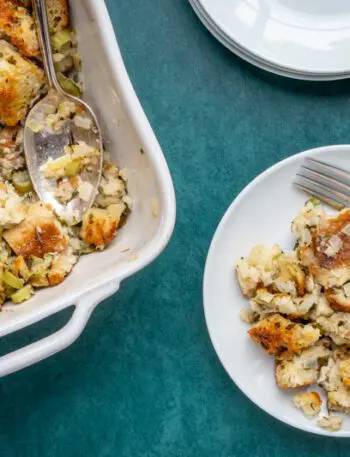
[0, 1, 176, 376]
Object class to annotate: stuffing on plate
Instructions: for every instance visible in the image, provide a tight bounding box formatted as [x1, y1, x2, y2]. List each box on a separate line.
[293, 391, 322, 418]
[317, 416, 343, 432]
[237, 199, 350, 431]
[0, 0, 130, 306]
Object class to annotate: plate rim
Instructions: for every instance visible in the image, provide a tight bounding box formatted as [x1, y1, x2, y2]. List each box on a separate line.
[203, 144, 350, 437]
[195, 0, 350, 76]
[189, 0, 349, 81]
[189, 0, 350, 81]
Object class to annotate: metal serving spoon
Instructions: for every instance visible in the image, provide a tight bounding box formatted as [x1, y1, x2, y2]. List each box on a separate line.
[24, 0, 103, 224]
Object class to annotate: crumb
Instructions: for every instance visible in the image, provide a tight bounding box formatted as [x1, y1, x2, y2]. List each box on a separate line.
[114, 118, 126, 127]
[151, 197, 159, 218]
[239, 308, 258, 324]
[119, 168, 128, 181]
[317, 416, 343, 432]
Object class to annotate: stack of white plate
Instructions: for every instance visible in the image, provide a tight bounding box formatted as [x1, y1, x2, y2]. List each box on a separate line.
[189, 0, 350, 81]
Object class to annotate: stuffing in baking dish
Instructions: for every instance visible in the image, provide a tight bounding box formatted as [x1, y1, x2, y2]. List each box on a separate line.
[0, 0, 130, 305]
[237, 199, 350, 431]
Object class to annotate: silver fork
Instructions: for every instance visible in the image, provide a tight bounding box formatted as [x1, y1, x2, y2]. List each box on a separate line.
[294, 157, 350, 210]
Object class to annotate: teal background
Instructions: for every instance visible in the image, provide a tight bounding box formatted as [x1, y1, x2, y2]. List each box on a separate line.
[1, 0, 350, 455]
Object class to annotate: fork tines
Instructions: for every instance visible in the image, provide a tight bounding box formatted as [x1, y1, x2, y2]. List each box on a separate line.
[294, 157, 350, 210]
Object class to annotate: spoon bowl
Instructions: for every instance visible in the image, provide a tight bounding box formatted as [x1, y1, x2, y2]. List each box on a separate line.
[24, 0, 102, 225]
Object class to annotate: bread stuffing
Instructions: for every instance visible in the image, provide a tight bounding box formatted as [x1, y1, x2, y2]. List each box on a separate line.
[0, 40, 46, 126]
[237, 200, 350, 429]
[275, 339, 331, 388]
[0, 0, 130, 307]
[0, 0, 69, 56]
[0, 0, 39, 57]
[248, 314, 320, 355]
[317, 416, 343, 432]
[318, 346, 350, 413]
[293, 391, 322, 418]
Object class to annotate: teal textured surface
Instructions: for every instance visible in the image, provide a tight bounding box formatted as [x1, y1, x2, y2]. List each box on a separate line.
[1, 0, 350, 455]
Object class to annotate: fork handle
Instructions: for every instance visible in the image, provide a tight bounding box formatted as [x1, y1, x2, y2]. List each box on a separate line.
[32, 0, 62, 92]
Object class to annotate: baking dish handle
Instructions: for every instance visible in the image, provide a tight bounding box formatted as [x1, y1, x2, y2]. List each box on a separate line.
[0, 281, 120, 377]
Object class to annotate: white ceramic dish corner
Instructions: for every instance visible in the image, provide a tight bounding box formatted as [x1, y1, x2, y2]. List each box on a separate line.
[0, 1, 176, 377]
[203, 145, 350, 437]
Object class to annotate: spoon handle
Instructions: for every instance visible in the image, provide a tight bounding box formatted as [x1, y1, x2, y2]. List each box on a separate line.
[32, 0, 62, 92]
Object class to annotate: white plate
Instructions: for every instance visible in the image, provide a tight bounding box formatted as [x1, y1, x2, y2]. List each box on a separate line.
[196, 0, 350, 76]
[203, 145, 350, 437]
[190, 0, 349, 81]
